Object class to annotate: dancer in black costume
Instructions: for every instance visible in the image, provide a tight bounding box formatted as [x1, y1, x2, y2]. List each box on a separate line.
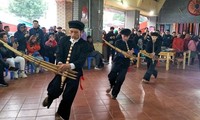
[42, 20, 89, 120]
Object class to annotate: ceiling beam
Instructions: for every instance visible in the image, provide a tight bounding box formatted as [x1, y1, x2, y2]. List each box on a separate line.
[104, 0, 166, 16]
[137, 0, 143, 7]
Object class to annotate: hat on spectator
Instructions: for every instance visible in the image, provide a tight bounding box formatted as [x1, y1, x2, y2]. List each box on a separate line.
[68, 20, 85, 31]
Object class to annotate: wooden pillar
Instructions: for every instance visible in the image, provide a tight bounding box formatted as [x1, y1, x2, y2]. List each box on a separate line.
[55, 0, 72, 35]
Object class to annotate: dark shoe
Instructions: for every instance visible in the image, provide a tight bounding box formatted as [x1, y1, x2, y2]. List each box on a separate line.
[111, 95, 117, 100]
[142, 79, 149, 84]
[153, 72, 158, 79]
[8, 67, 19, 71]
[55, 112, 64, 120]
[0, 82, 9, 87]
[106, 88, 112, 93]
[42, 96, 53, 109]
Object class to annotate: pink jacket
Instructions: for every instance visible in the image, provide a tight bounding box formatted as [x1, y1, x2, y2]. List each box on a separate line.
[188, 40, 196, 51]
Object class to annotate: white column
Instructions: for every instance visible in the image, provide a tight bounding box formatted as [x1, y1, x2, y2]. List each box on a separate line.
[125, 10, 140, 29]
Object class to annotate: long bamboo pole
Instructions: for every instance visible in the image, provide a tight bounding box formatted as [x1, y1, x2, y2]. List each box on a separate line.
[0, 40, 77, 79]
[102, 38, 136, 61]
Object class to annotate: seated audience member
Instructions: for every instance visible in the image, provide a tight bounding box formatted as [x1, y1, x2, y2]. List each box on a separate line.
[0, 53, 9, 87]
[183, 34, 191, 51]
[87, 35, 104, 70]
[9, 36, 19, 49]
[172, 33, 184, 57]
[0, 32, 27, 79]
[27, 35, 44, 73]
[44, 34, 57, 64]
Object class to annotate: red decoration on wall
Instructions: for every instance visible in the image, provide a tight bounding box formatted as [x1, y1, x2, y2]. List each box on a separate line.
[187, 0, 200, 16]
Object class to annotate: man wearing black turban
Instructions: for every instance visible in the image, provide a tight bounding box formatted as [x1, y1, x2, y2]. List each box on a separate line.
[42, 20, 89, 120]
[106, 28, 136, 99]
[142, 32, 162, 83]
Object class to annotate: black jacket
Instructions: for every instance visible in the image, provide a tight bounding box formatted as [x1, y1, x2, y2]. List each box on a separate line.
[87, 42, 95, 53]
[0, 53, 8, 68]
[145, 38, 162, 56]
[56, 36, 89, 77]
[14, 24, 27, 52]
[113, 39, 135, 68]
[0, 43, 15, 58]
[55, 32, 66, 42]
[162, 34, 173, 48]
[105, 31, 116, 44]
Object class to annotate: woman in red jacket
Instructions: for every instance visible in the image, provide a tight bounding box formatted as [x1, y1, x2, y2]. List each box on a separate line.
[172, 34, 184, 57]
[27, 35, 44, 73]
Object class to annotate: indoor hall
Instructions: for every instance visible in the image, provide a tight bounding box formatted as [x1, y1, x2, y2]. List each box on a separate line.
[0, 0, 200, 120]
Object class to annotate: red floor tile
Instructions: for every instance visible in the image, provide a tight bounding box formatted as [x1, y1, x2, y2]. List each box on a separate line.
[0, 64, 200, 120]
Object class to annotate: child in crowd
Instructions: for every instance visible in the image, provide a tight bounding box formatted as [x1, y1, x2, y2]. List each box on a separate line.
[44, 34, 57, 64]
[27, 35, 44, 73]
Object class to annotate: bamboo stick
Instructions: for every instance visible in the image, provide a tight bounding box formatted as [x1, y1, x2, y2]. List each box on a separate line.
[0, 40, 77, 79]
[102, 38, 136, 61]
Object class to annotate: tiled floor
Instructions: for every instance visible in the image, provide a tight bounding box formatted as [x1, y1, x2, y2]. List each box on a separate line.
[1, 63, 200, 120]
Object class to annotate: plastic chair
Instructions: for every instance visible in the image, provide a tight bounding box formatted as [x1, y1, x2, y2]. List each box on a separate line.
[87, 57, 95, 70]
[26, 61, 35, 74]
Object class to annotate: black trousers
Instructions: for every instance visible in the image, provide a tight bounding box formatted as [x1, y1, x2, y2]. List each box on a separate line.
[198, 55, 200, 69]
[46, 55, 55, 64]
[108, 63, 128, 97]
[47, 75, 80, 120]
[143, 59, 157, 81]
[0, 59, 8, 84]
[107, 47, 115, 61]
[0, 64, 4, 84]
